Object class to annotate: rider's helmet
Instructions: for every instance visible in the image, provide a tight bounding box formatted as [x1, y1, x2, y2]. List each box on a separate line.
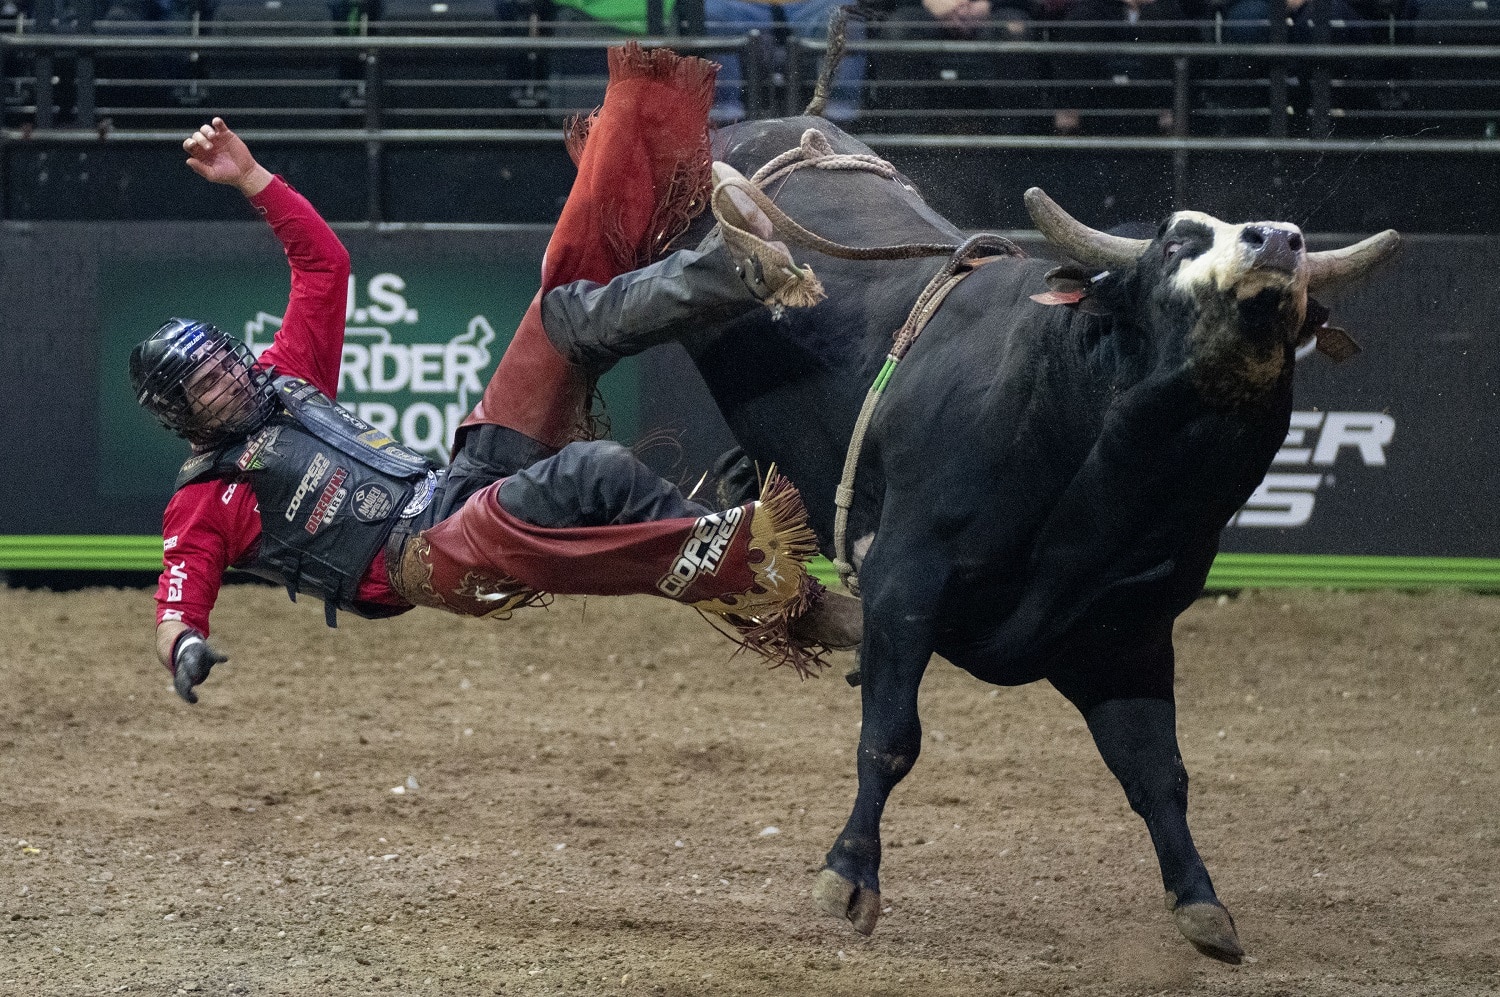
[129, 318, 276, 448]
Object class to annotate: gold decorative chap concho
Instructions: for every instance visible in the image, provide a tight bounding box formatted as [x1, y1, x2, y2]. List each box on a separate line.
[451, 571, 540, 620]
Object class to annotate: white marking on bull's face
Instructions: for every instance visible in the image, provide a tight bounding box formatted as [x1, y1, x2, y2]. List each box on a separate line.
[1165, 211, 1309, 303]
[1155, 211, 1310, 405]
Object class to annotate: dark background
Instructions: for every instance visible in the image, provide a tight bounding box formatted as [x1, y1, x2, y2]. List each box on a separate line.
[6, 140, 1500, 234]
[2, 138, 1496, 563]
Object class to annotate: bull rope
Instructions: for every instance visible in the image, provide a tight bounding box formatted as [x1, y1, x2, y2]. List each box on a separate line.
[717, 128, 1025, 593]
[829, 239, 1007, 594]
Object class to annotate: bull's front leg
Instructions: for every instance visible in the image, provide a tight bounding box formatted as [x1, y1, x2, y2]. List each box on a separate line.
[813, 558, 941, 936]
[1084, 697, 1244, 963]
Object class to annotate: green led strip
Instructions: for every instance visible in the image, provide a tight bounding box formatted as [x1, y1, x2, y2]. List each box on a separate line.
[1, 536, 1498, 590]
[1202, 553, 1500, 589]
[0, 535, 169, 571]
[807, 551, 1500, 591]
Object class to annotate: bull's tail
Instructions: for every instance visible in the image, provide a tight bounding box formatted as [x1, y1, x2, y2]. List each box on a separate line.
[803, 5, 853, 118]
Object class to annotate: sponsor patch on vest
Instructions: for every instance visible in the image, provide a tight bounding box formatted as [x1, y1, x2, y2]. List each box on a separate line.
[387, 445, 422, 464]
[237, 425, 282, 472]
[400, 470, 439, 519]
[178, 451, 216, 484]
[354, 425, 421, 464]
[357, 428, 396, 450]
[305, 466, 349, 535]
[656, 506, 744, 599]
[285, 452, 332, 522]
[352, 482, 396, 523]
[328, 402, 365, 428]
[281, 380, 323, 406]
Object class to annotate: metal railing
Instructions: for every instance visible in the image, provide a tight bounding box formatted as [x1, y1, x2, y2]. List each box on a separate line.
[0, 32, 760, 126]
[4, 26, 1497, 132]
[2, 26, 1497, 220]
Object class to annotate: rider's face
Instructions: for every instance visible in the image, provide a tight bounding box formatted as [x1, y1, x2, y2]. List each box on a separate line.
[184, 352, 255, 428]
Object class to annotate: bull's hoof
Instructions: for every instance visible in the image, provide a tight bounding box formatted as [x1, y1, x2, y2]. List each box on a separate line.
[1172, 901, 1244, 964]
[812, 868, 882, 935]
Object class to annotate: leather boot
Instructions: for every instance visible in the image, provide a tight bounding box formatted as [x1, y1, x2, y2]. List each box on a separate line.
[790, 589, 863, 650]
[710, 162, 825, 309]
[539, 164, 820, 375]
[540, 235, 768, 375]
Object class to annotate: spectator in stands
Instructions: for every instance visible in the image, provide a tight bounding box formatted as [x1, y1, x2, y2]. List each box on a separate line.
[1221, 0, 1373, 45]
[552, 0, 676, 33]
[1211, 0, 1377, 136]
[704, 0, 866, 123]
[549, 0, 681, 113]
[873, 0, 1042, 133]
[1048, 0, 1195, 135]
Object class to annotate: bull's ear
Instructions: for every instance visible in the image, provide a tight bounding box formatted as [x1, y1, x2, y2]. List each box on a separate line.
[1044, 264, 1094, 294]
[1030, 265, 1115, 313]
[1300, 296, 1362, 362]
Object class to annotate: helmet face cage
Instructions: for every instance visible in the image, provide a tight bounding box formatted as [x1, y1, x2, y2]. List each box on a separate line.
[131, 320, 276, 448]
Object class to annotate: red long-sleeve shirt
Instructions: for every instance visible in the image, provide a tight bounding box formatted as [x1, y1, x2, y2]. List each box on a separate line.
[154, 177, 406, 635]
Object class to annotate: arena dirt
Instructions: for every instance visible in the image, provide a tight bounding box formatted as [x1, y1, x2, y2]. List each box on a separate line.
[1, 584, 1496, 996]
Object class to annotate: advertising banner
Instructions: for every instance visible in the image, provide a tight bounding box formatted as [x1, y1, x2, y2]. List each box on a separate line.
[1, 224, 1493, 587]
[95, 253, 639, 498]
[1218, 245, 1498, 578]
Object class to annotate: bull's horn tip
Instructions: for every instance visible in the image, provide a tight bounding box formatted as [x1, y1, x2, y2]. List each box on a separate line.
[1368, 229, 1403, 259]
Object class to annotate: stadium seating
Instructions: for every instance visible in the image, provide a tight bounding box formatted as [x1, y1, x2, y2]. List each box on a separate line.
[375, 0, 545, 127]
[867, 4, 1045, 135]
[1403, 0, 1500, 136]
[200, 0, 356, 118]
[90, 0, 198, 125]
[3, 0, 1497, 139]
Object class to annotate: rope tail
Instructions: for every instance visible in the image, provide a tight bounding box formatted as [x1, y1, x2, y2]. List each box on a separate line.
[804, 5, 853, 117]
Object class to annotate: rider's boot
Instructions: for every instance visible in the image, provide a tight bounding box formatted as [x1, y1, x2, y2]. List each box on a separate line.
[539, 163, 823, 376]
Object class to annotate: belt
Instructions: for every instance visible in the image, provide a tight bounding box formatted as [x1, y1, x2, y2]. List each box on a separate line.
[381, 471, 450, 608]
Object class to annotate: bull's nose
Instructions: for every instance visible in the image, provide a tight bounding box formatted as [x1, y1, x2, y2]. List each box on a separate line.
[1240, 224, 1304, 273]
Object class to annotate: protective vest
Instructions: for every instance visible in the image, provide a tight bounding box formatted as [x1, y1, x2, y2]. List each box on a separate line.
[176, 377, 441, 626]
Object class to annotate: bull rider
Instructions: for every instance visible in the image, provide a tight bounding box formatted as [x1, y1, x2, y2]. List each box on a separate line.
[133, 49, 859, 706]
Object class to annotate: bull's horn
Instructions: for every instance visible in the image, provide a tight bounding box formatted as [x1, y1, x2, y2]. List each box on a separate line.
[1024, 187, 1149, 269]
[1305, 230, 1401, 296]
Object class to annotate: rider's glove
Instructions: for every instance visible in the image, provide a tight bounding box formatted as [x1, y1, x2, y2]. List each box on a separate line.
[172, 631, 228, 705]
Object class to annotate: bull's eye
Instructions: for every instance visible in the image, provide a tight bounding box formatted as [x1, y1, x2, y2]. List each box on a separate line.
[1164, 241, 1183, 260]
[1288, 232, 1304, 252]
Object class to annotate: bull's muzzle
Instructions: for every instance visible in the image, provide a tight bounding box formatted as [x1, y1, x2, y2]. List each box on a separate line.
[1241, 224, 1304, 275]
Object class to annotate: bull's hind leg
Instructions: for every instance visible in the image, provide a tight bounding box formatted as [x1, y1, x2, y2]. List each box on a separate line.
[1048, 629, 1243, 963]
[1081, 696, 1244, 963]
[814, 550, 943, 936]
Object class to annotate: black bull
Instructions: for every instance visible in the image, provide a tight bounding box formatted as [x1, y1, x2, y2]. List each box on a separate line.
[670, 117, 1398, 961]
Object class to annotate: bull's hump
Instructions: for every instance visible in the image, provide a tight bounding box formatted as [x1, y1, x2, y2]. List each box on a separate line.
[713, 116, 877, 165]
[713, 117, 963, 249]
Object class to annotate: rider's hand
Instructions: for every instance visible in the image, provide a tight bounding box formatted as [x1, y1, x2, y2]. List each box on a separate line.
[183, 117, 273, 196]
[172, 632, 229, 705]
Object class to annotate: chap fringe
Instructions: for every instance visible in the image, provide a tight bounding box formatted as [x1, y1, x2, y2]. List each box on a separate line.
[704, 469, 831, 679]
